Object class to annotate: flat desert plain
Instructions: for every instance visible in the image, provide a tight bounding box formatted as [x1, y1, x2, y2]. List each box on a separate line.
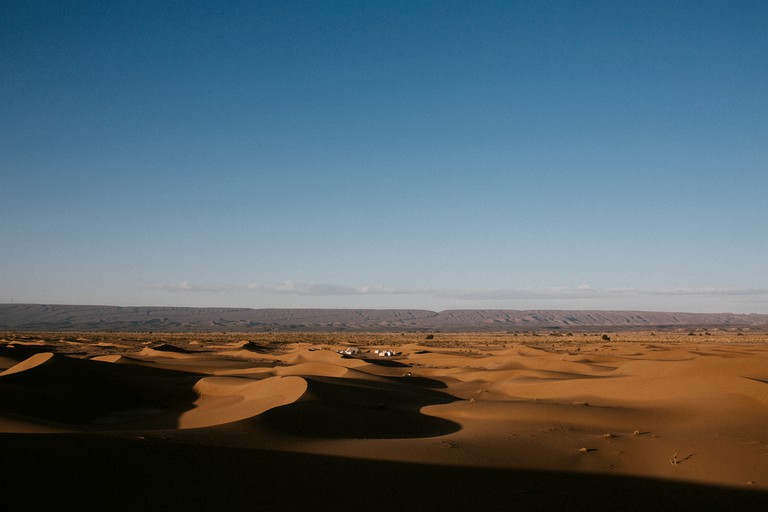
[1, 330, 767, 511]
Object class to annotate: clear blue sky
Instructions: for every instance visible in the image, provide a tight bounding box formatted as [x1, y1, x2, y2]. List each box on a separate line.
[2, 0, 767, 313]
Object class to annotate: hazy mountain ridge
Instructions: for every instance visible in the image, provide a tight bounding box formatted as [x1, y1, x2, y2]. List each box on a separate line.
[1, 304, 767, 332]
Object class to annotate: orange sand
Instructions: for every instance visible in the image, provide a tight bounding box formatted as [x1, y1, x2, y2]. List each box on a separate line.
[0, 333, 766, 510]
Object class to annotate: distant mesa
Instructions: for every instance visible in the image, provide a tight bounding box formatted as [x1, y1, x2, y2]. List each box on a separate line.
[1, 304, 767, 332]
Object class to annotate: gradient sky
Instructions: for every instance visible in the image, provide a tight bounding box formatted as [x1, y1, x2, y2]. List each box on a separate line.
[2, 1, 767, 313]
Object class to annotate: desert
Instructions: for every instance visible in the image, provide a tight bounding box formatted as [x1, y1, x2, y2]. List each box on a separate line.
[1, 327, 767, 511]
[6, 2, 768, 510]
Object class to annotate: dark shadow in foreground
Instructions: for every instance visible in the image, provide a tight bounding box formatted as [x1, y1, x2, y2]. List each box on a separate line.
[258, 376, 460, 438]
[1, 432, 766, 512]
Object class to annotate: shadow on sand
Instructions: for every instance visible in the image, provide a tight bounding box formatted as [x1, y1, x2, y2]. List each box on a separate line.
[2, 433, 766, 512]
[258, 375, 461, 439]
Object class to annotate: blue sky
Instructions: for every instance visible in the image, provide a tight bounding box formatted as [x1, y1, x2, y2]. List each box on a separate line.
[2, 1, 767, 313]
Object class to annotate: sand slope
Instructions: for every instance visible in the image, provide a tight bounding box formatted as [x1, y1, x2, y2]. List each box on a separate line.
[0, 333, 766, 510]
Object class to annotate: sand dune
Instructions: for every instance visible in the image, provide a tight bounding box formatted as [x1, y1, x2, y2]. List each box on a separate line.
[0, 331, 766, 510]
[178, 375, 307, 429]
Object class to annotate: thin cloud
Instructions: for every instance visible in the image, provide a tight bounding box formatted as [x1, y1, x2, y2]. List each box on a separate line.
[149, 281, 221, 293]
[634, 287, 768, 296]
[147, 282, 768, 299]
[244, 281, 437, 296]
[149, 281, 434, 296]
[438, 286, 768, 300]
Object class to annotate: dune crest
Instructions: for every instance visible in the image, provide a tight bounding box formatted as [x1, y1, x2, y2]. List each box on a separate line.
[178, 375, 307, 429]
[0, 351, 55, 376]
